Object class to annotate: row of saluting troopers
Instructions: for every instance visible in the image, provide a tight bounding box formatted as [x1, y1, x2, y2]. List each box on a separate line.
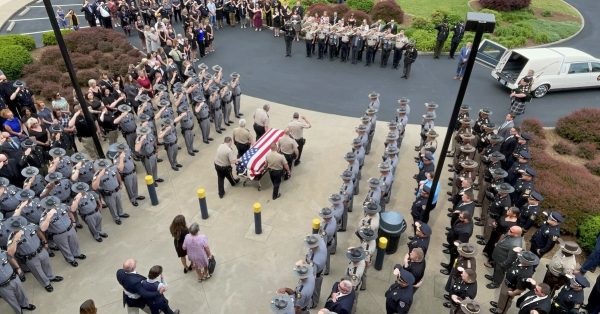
[269, 93, 430, 313]
[407, 104, 590, 314]
[300, 19, 417, 69]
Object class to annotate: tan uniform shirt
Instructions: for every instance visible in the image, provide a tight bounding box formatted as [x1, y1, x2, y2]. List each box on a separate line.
[265, 150, 286, 170]
[548, 251, 577, 276]
[233, 127, 252, 144]
[278, 135, 298, 155]
[254, 108, 269, 127]
[287, 119, 310, 139]
[214, 143, 236, 167]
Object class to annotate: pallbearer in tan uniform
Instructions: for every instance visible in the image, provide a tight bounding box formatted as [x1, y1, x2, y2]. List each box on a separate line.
[214, 137, 239, 199]
[286, 112, 311, 166]
[278, 130, 299, 180]
[265, 143, 290, 200]
[232, 119, 254, 158]
[253, 104, 270, 141]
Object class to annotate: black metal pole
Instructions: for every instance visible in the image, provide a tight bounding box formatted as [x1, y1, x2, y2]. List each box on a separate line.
[42, 0, 105, 158]
[425, 22, 486, 212]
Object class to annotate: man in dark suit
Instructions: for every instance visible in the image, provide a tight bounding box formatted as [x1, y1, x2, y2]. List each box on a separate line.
[499, 127, 519, 160]
[324, 280, 355, 314]
[497, 113, 515, 140]
[0, 132, 23, 160]
[0, 153, 23, 187]
[116, 259, 163, 313]
[516, 281, 552, 314]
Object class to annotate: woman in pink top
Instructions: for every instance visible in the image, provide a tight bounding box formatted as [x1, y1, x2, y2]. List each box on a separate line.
[182, 222, 212, 282]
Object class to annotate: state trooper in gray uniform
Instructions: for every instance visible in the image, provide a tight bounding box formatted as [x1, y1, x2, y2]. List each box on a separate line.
[113, 104, 138, 157]
[137, 95, 155, 129]
[39, 196, 85, 267]
[220, 83, 234, 126]
[328, 193, 346, 232]
[364, 177, 382, 207]
[352, 137, 366, 169]
[48, 147, 72, 179]
[304, 234, 327, 309]
[176, 104, 198, 156]
[319, 207, 337, 276]
[230, 72, 243, 118]
[41, 172, 72, 205]
[365, 108, 378, 154]
[70, 182, 107, 242]
[91, 159, 129, 225]
[21, 167, 44, 196]
[339, 170, 354, 216]
[70, 152, 95, 185]
[0, 249, 35, 314]
[277, 262, 314, 314]
[379, 161, 394, 207]
[0, 216, 28, 252]
[193, 95, 213, 144]
[344, 152, 360, 195]
[135, 125, 163, 184]
[7, 221, 62, 292]
[0, 178, 21, 218]
[270, 293, 294, 314]
[209, 85, 225, 133]
[108, 143, 145, 207]
[13, 189, 44, 226]
[159, 118, 183, 171]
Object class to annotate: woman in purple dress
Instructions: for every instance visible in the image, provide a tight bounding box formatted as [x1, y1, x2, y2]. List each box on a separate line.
[253, 4, 262, 31]
[182, 222, 213, 281]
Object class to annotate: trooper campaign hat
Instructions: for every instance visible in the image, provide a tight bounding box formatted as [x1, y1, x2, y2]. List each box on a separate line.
[346, 247, 366, 262]
[21, 166, 39, 178]
[49, 147, 66, 158]
[45, 172, 63, 183]
[71, 182, 90, 194]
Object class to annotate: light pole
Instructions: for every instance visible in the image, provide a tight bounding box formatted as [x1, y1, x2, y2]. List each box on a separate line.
[425, 12, 496, 213]
[42, 0, 105, 158]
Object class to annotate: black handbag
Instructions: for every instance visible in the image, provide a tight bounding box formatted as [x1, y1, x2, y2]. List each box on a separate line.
[208, 255, 216, 274]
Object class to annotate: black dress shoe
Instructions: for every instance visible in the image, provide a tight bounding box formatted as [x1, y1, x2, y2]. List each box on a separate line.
[176, 164, 183, 168]
[490, 301, 498, 308]
[442, 249, 450, 254]
[157, 158, 163, 162]
[442, 243, 450, 248]
[48, 251, 55, 257]
[447, 208, 453, 212]
[120, 213, 130, 218]
[137, 196, 145, 200]
[188, 152, 196, 156]
[193, 149, 199, 153]
[490, 308, 501, 314]
[95, 237, 103, 242]
[440, 262, 450, 268]
[477, 240, 487, 246]
[487, 283, 499, 289]
[474, 221, 484, 226]
[220, 128, 226, 131]
[75, 223, 83, 229]
[443, 294, 450, 301]
[75, 254, 86, 260]
[99, 232, 108, 238]
[208, 138, 214, 141]
[234, 178, 240, 185]
[445, 227, 451, 231]
[446, 191, 452, 196]
[172, 167, 179, 171]
[446, 213, 453, 217]
[131, 201, 139, 206]
[50, 276, 63, 282]
[22, 304, 36, 311]
[216, 131, 222, 134]
[273, 193, 282, 200]
[17, 271, 25, 282]
[219, 194, 224, 199]
[115, 219, 122, 225]
[155, 178, 164, 182]
[408, 236, 415, 241]
[443, 302, 452, 308]
[69, 261, 79, 267]
[476, 235, 485, 241]
[485, 274, 494, 281]
[440, 269, 450, 275]
[447, 182, 453, 186]
[238, 113, 244, 116]
[203, 141, 210, 144]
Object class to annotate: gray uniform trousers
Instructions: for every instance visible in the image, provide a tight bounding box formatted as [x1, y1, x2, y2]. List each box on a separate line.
[83, 211, 103, 240]
[104, 192, 124, 220]
[26, 249, 55, 286]
[142, 155, 158, 180]
[233, 94, 241, 117]
[53, 227, 80, 262]
[123, 173, 139, 203]
[164, 143, 179, 168]
[0, 278, 30, 314]
[224, 102, 233, 124]
[183, 129, 195, 154]
[199, 118, 211, 142]
[324, 239, 337, 275]
[496, 280, 514, 313]
[124, 132, 138, 157]
[312, 274, 324, 308]
[214, 109, 224, 131]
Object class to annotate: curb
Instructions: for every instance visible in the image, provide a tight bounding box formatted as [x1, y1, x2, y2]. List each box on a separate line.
[0, 0, 37, 32]
[531, 0, 585, 48]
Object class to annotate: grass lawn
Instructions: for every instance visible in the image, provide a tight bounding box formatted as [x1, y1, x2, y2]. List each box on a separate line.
[398, 0, 470, 19]
[529, 0, 579, 17]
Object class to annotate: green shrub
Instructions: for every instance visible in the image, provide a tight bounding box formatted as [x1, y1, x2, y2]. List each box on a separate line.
[410, 17, 431, 30]
[410, 29, 436, 52]
[41, 29, 74, 46]
[346, 0, 373, 13]
[541, 10, 552, 17]
[0, 35, 36, 51]
[533, 32, 550, 44]
[552, 143, 572, 155]
[585, 162, 600, 177]
[0, 45, 33, 80]
[556, 108, 600, 148]
[576, 143, 596, 160]
[430, 9, 449, 25]
[578, 215, 600, 253]
[370, 0, 404, 23]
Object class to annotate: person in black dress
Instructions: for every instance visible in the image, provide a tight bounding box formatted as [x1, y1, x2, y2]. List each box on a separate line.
[170, 214, 192, 273]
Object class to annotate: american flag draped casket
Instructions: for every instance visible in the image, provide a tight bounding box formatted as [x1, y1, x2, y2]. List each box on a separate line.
[236, 128, 285, 180]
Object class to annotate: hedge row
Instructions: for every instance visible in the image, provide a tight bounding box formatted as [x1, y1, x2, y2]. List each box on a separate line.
[0, 34, 36, 51]
[521, 118, 600, 252]
[556, 108, 600, 149]
[307, 1, 403, 24]
[41, 29, 75, 46]
[0, 45, 33, 80]
[480, 0, 532, 12]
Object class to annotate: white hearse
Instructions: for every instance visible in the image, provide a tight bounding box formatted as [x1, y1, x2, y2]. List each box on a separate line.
[475, 39, 600, 98]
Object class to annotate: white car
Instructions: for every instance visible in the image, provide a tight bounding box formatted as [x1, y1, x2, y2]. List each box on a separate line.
[476, 39, 600, 98]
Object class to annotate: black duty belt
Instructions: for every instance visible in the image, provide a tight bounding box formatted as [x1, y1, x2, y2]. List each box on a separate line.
[50, 224, 73, 238]
[17, 243, 44, 261]
[142, 150, 157, 158]
[0, 273, 16, 287]
[101, 186, 120, 196]
[81, 209, 99, 220]
[120, 170, 135, 177]
[181, 126, 193, 132]
[164, 142, 176, 147]
[199, 116, 209, 122]
[122, 130, 136, 136]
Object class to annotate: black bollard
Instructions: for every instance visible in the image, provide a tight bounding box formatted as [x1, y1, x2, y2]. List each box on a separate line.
[374, 237, 388, 271]
[253, 202, 262, 234]
[145, 175, 159, 205]
[197, 188, 209, 219]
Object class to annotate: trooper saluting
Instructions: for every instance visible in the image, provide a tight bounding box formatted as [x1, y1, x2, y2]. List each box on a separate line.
[108, 143, 145, 207]
[70, 182, 108, 243]
[0, 248, 36, 314]
[91, 159, 129, 225]
[284, 20, 295, 57]
[193, 95, 213, 144]
[402, 41, 418, 79]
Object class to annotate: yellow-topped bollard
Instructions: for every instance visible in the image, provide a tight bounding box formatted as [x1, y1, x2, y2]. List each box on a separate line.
[312, 218, 321, 234]
[145, 175, 158, 205]
[374, 236, 388, 271]
[253, 203, 262, 234]
[197, 188, 209, 219]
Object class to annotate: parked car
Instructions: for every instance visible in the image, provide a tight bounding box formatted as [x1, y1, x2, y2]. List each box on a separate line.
[476, 39, 600, 98]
